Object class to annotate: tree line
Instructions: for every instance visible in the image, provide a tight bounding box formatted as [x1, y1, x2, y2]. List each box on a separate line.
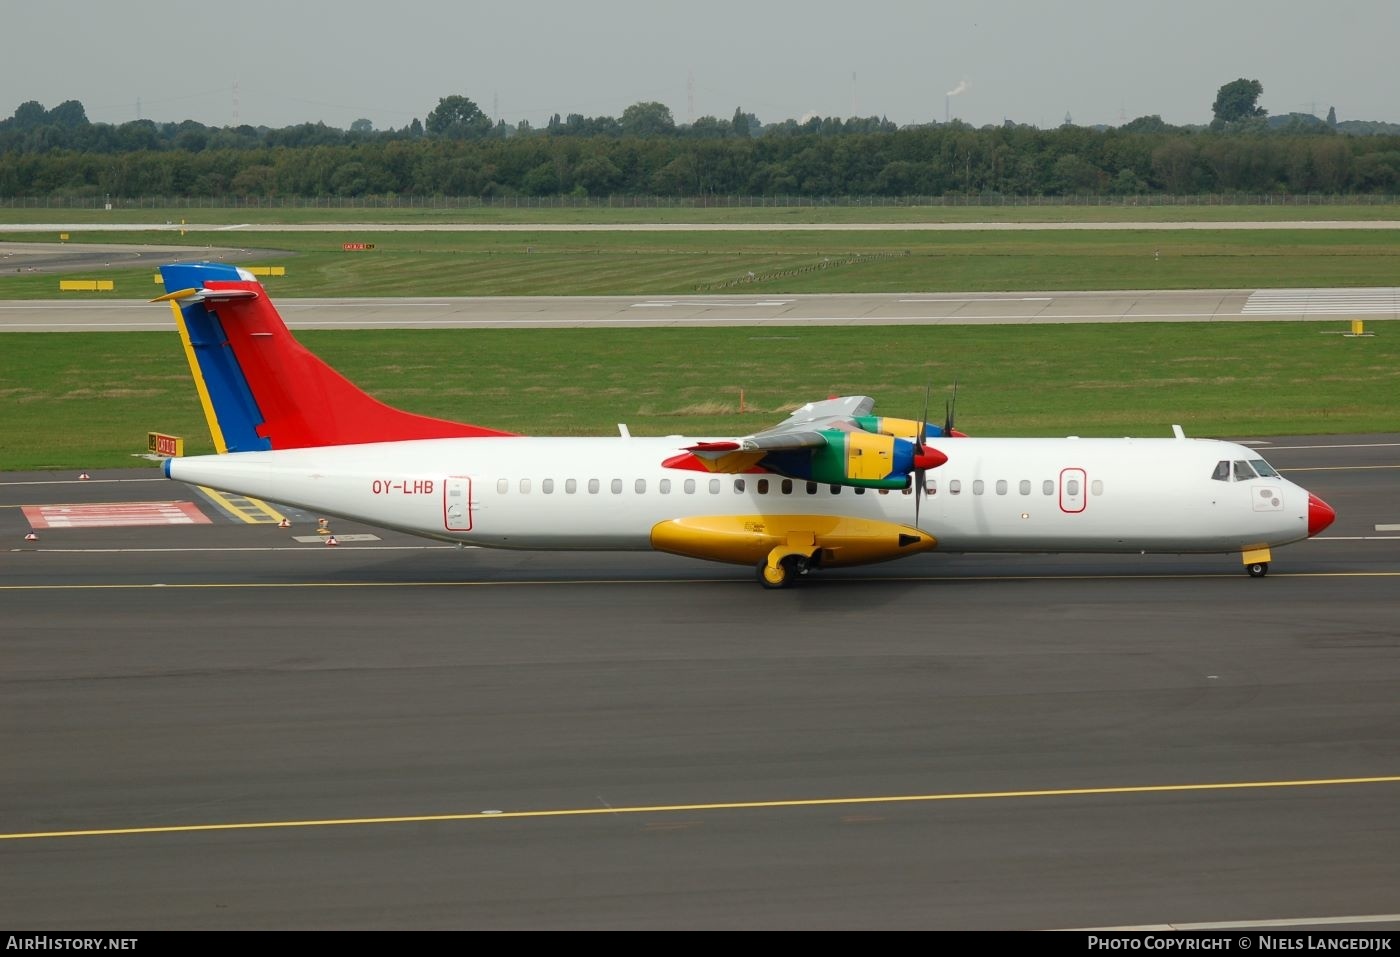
[3, 95, 1399, 198]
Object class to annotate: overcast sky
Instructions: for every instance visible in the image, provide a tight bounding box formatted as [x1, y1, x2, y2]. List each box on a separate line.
[5, 1, 1397, 131]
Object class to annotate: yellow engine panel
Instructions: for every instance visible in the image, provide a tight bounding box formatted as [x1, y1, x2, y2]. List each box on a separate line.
[650, 514, 936, 568]
[845, 431, 896, 480]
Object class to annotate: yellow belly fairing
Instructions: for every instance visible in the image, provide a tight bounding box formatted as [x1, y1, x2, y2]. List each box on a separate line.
[650, 514, 936, 568]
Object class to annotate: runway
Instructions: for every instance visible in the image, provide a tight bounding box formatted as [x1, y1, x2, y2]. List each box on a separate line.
[5, 288, 1400, 331]
[2, 436, 1398, 929]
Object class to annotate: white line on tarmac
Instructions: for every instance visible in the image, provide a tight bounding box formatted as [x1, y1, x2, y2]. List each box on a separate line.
[1067, 912, 1400, 931]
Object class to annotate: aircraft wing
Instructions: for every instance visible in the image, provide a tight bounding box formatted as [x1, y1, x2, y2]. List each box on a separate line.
[679, 395, 944, 488]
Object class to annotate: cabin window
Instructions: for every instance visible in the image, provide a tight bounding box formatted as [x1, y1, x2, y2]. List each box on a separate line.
[587, 479, 600, 494]
[519, 478, 531, 494]
[542, 478, 554, 494]
[709, 478, 721, 494]
[497, 478, 508, 495]
[734, 479, 746, 493]
[902, 484, 912, 495]
[949, 479, 962, 495]
[925, 477, 937, 495]
[684, 478, 696, 494]
[1019, 480, 1031, 495]
[781, 479, 793, 494]
[1233, 460, 1258, 481]
[878, 489, 889, 495]
[830, 484, 841, 494]
[1250, 459, 1280, 478]
[610, 479, 622, 494]
[854, 487, 865, 495]
[1042, 480, 1054, 495]
[973, 480, 985, 495]
[995, 479, 1008, 496]
[806, 481, 818, 495]
[565, 478, 577, 494]
[1067, 478, 1081, 496]
[635, 479, 647, 494]
[1091, 479, 1103, 496]
[659, 478, 671, 494]
[757, 479, 769, 494]
[1211, 460, 1231, 482]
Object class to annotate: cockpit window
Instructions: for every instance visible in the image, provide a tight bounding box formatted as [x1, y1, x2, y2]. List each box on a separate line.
[1249, 459, 1280, 478]
[1211, 460, 1230, 482]
[1232, 460, 1258, 480]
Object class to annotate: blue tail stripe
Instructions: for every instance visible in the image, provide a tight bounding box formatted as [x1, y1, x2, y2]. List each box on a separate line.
[161, 262, 272, 453]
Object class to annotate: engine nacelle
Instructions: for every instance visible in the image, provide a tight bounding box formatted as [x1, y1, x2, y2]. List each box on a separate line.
[762, 429, 945, 490]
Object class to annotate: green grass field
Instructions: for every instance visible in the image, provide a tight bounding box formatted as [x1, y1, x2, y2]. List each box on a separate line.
[2, 321, 1396, 470]
[3, 202, 1398, 226]
[3, 226, 1399, 299]
[3, 206, 1398, 470]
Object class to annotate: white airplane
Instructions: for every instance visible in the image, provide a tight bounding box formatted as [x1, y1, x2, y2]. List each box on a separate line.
[154, 262, 1335, 588]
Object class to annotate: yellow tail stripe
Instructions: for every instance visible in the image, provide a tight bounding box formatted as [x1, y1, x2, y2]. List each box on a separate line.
[168, 300, 228, 454]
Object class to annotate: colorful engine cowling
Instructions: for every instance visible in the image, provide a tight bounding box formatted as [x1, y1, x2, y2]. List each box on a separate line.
[763, 429, 933, 489]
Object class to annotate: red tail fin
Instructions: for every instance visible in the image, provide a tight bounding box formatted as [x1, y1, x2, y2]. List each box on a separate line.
[159, 262, 513, 451]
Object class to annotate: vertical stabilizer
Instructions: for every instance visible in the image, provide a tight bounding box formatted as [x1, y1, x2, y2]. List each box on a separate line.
[156, 262, 513, 451]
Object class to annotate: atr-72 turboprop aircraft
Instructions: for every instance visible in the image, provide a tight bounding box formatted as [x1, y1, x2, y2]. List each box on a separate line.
[154, 262, 1335, 588]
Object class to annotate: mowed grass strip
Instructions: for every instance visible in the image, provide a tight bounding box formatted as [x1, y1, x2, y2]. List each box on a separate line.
[3, 204, 1399, 226]
[2, 322, 1396, 470]
[4, 227, 1400, 299]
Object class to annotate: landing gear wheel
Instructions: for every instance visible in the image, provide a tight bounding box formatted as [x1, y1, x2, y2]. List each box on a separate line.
[757, 555, 806, 589]
[1246, 561, 1269, 578]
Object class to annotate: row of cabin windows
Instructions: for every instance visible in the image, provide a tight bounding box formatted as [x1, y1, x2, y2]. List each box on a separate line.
[495, 476, 1106, 497]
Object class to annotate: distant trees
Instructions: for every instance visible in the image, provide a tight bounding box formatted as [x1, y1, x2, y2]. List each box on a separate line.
[4, 94, 1400, 200]
[620, 101, 676, 138]
[425, 95, 492, 139]
[1212, 78, 1267, 129]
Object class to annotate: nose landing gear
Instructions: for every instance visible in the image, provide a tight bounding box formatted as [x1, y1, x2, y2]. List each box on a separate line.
[1242, 547, 1272, 579]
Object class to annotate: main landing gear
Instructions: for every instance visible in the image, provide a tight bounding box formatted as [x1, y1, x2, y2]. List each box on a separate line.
[1246, 561, 1269, 578]
[757, 554, 811, 589]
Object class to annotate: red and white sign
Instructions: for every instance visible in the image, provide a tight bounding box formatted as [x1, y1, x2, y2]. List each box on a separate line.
[22, 501, 211, 529]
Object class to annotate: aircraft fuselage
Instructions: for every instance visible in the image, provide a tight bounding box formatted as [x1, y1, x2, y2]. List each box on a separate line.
[165, 434, 1314, 556]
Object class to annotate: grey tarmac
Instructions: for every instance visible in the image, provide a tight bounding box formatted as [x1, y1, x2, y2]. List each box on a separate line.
[1, 435, 1397, 929]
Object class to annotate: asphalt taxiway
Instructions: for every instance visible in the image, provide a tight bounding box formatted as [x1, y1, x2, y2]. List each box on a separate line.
[2, 435, 1398, 929]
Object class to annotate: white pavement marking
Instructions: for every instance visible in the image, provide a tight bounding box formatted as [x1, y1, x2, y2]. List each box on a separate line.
[1263, 443, 1400, 450]
[1243, 287, 1400, 315]
[10, 545, 458, 553]
[0, 478, 165, 486]
[1066, 913, 1400, 931]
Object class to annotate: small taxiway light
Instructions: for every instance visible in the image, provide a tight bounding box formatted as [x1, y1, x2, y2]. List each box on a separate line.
[24, 532, 38, 542]
[78, 472, 91, 480]
[278, 518, 291, 528]
[325, 535, 339, 547]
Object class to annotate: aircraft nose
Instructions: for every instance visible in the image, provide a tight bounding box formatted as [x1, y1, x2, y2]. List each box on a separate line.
[1307, 493, 1336, 537]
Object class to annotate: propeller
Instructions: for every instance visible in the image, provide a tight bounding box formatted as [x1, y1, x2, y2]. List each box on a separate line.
[911, 383, 949, 527]
[913, 384, 931, 526]
[943, 378, 960, 438]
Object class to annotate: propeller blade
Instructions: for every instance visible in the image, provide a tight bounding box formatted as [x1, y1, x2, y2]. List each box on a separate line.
[914, 384, 927, 524]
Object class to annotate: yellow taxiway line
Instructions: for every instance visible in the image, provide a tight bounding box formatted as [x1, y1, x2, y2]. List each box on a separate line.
[4, 775, 1398, 842]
